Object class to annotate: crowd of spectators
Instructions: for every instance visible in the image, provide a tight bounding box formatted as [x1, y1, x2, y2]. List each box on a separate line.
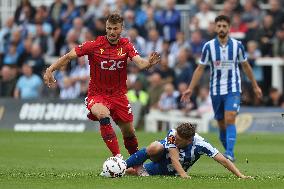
[0, 0, 284, 111]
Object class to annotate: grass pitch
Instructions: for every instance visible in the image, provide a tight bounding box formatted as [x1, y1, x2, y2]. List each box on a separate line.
[0, 131, 283, 189]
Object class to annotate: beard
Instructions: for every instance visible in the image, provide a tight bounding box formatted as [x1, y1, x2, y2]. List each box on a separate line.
[107, 34, 120, 43]
[218, 31, 227, 39]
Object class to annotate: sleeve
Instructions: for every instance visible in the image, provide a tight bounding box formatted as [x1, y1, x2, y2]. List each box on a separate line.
[199, 43, 210, 65]
[16, 78, 22, 89]
[127, 42, 139, 60]
[164, 129, 177, 149]
[197, 141, 219, 158]
[237, 41, 247, 63]
[75, 40, 96, 57]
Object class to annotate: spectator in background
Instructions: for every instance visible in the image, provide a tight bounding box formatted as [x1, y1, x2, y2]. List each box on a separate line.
[195, 1, 216, 31]
[91, 17, 107, 37]
[33, 21, 55, 56]
[17, 37, 33, 67]
[170, 31, 190, 61]
[60, 30, 79, 72]
[81, 0, 107, 24]
[159, 40, 175, 67]
[109, 0, 126, 14]
[14, 63, 43, 99]
[26, 43, 45, 76]
[69, 56, 90, 97]
[9, 30, 25, 58]
[229, 13, 248, 41]
[127, 63, 147, 90]
[272, 25, 284, 57]
[257, 14, 275, 57]
[125, 0, 147, 32]
[153, 55, 175, 84]
[69, 17, 88, 44]
[196, 86, 213, 116]
[148, 72, 164, 109]
[59, 76, 79, 99]
[155, 0, 181, 42]
[266, 0, 284, 30]
[48, 0, 67, 55]
[0, 17, 15, 58]
[145, 29, 163, 56]
[128, 28, 146, 57]
[32, 5, 53, 38]
[48, 0, 67, 27]
[60, 30, 78, 55]
[127, 79, 149, 107]
[265, 87, 284, 107]
[245, 40, 263, 83]
[188, 30, 205, 59]
[123, 10, 138, 31]
[0, 65, 17, 97]
[228, 0, 243, 13]
[84, 29, 96, 41]
[3, 43, 19, 66]
[127, 78, 149, 128]
[60, 0, 81, 38]
[188, 16, 200, 33]
[242, 0, 262, 44]
[158, 83, 178, 111]
[143, 6, 158, 38]
[201, 21, 216, 41]
[176, 82, 196, 114]
[219, 0, 234, 17]
[174, 48, 194, 86]
[14, 0, 36, 25]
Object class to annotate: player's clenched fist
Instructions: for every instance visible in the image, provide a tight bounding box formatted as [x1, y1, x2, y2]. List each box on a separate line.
[43, 68, 56, 88]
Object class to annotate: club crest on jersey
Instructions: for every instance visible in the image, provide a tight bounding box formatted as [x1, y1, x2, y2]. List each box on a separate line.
[117, 48, 126, 57]
[214, 61, 221, 66]
[100, 48, 104, 54]
[167, 135, 176, 145]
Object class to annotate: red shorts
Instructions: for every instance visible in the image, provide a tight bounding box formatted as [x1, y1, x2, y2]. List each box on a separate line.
[85, 94, 133, 122]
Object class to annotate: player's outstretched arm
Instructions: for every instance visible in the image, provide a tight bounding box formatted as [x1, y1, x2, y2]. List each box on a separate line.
[132, 52, 161, 70]
[168, 148, 190, 179]
[44, 48, 78, 88]
[213, 153, 253, 179]
[181, 64, 205, 103]
[241, 61, 263, 99]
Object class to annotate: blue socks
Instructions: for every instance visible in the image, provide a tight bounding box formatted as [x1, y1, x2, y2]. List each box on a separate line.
[219, 130, 226, 150]
[226, 124, 236, 157]
[126, 148, 149, 168]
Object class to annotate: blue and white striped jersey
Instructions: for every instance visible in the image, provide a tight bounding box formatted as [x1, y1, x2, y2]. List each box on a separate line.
[200, 37, 247, 96]
[161, 129, 219, 175]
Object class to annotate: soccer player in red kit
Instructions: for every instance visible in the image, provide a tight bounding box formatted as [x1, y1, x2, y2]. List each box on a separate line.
[43, 13, 160, 158]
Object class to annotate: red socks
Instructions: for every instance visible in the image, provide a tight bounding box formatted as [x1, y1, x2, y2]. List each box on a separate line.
[99, 118, 120, 156]
[123, 135, 139, 155]
[99, 117, 138, 156]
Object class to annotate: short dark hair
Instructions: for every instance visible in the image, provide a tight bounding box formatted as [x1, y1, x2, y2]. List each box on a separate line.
[215, 15, 231, 25]
[176, 122, 196, 140]
[106, 13, 124, 24]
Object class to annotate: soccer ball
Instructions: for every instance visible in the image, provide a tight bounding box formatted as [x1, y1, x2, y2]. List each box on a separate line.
[101, 157, 127, 178]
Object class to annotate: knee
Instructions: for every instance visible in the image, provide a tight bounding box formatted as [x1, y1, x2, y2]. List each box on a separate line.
[96, 113, 110, 120]
[225, 114, 236, 125]
[218, 120, 226, 130]
[99, 117, 111, 125]
[91, 105, 110, 120]
[146, 142, 163, 156]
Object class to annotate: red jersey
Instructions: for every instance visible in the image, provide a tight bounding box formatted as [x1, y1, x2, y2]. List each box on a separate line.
[75, 36, 139, 96]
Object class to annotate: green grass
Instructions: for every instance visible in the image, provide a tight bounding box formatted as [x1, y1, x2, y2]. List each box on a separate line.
[0, 131, 283, 189]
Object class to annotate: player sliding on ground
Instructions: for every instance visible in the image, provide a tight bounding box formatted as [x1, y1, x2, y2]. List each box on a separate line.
[43, 13, 161, 159]
[124, 122, 252, 179]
